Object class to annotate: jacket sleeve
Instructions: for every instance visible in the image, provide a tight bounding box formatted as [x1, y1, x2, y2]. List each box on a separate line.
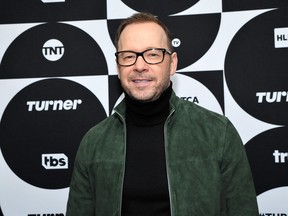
[66, 136, 95, 216]
[220, 120, 259, 216]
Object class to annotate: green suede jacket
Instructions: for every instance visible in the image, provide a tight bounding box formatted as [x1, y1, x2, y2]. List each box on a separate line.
[66, 91, 259, 216]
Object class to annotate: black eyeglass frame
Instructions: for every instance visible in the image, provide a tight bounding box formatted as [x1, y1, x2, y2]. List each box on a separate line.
[115, 48, 172, 67]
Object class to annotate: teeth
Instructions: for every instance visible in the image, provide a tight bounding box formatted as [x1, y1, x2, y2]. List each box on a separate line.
[134, 80, 148, 83]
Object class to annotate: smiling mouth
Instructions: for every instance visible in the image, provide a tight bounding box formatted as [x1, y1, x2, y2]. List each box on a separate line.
[133, 79, 150, 83]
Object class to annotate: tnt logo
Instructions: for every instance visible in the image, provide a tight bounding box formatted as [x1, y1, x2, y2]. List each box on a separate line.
[274, 27, 288, 48]
[42, 153, 68, 169]
[42, 39, 64, 61]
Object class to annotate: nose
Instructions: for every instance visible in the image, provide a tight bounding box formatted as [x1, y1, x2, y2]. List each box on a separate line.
[133, 55, 148, 72]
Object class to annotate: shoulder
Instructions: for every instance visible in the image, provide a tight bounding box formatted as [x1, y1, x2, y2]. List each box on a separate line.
[84, 113, 120, 141]
[171, 93, 229, 127]
[170, 93, 242, 146]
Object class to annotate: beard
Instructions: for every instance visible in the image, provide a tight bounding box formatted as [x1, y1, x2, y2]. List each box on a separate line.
[121, 76, 170, 102]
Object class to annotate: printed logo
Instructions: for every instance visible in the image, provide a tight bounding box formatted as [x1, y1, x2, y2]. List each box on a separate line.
[180, 96, 199, 103]
[245, 127, 288, 195]
[42, 153, 68, 169]
[273, 150, 288, 163]
[274, 27, 288, 48]
[257, 186, 288, 216]
[172, 38, 181, 48]
[256, 91, 288, 103]
[42, 39, 64, 61]
[225, 9, 288, 125]
[108, 15, 220, 71]
[171, 73, 223, 115]
[27, 99, 82, 111]
[0, 22, 108, 79]
[41, 0, 65, 2]
[0, 78, 107, 189]
[28, 213, 64, 216]
[259, 213, 288, 216]
[160, 15, 221, 70]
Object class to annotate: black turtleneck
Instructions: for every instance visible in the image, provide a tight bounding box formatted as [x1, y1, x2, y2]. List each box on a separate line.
[121, 84, 172, 216]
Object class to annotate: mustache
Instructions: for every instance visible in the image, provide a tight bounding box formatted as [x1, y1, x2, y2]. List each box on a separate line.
[129, 73, 153, 80]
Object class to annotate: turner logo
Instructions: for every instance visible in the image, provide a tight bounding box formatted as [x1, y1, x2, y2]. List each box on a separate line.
[274, 27, 288, 48]
[42, 153, 68, 169]
[0, 79, 107, 189]
[273, 150, 288, 163]
[27, 99, 82, 111]
[256, 91, 288, 103]
[42, 39, 64, 61]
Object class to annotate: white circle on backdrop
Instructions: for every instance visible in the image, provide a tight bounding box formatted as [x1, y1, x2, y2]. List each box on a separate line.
[257, 186, 288, 213]
[42, 39, 64, 61]
[171, 73, 223, 115]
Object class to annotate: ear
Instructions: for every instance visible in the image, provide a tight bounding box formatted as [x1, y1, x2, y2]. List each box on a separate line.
[116, 59, 121, 79]
[169, 52, 178, 76]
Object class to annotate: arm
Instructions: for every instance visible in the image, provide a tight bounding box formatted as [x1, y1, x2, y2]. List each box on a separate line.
[221, 120, 259, 216]
[66, 137, 95, 216]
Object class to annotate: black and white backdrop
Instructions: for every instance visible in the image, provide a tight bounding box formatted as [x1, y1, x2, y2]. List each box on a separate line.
[0, 0, 288, 215]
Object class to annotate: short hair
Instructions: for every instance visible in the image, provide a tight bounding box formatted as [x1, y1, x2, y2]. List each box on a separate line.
[114, 12, 173, 52]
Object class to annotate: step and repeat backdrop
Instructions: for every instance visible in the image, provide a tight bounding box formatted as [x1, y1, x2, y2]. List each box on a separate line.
[0, 0, 288, 215]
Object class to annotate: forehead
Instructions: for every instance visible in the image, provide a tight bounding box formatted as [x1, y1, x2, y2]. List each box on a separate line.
[118, 22, 168, 51]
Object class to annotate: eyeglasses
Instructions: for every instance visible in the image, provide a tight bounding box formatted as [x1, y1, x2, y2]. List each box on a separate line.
[115, 48, 172, 66]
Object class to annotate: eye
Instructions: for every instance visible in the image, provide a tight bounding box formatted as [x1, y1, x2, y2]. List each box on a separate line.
[122, 52, 136, 61]
[146, 51, 161, 58]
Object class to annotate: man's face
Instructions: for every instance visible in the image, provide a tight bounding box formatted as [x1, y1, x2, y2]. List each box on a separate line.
[116, 22, 178, 102]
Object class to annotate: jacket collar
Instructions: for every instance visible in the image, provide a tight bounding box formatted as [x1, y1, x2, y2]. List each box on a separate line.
[114, 90, 177, 120]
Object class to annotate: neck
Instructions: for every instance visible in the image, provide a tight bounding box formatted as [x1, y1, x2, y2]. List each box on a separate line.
[125, 83, 172, 126]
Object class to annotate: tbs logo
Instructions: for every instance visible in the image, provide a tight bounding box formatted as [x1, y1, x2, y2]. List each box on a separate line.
[42, 153, 68, 169]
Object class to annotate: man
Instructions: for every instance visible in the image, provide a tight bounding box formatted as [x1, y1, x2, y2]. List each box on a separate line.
[66, 12, 259, 215]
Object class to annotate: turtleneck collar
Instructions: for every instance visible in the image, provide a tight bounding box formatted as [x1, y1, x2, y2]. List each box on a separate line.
[125, 82, 172, 126]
